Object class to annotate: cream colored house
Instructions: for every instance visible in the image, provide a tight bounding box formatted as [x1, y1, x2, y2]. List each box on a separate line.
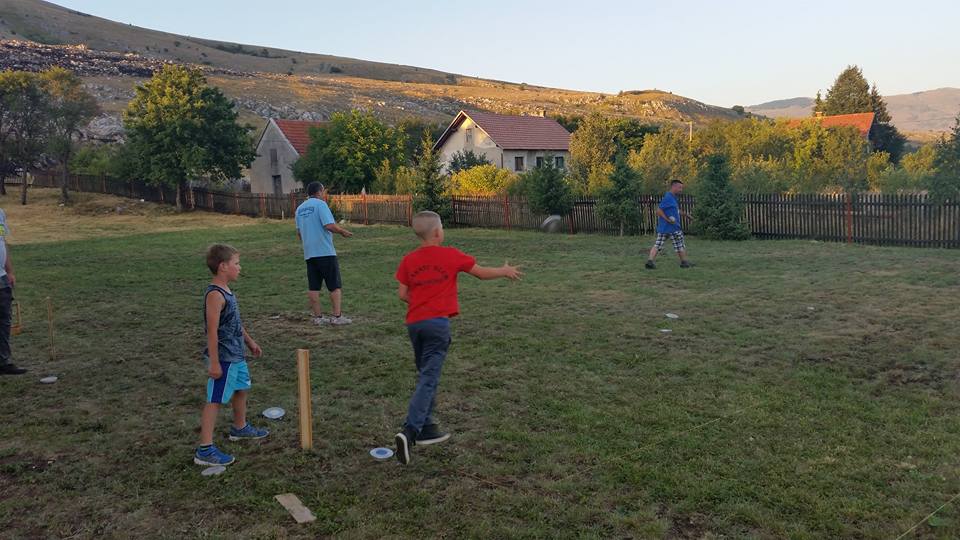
[249, 119, 325, 195]
[434, 110, 571, 174]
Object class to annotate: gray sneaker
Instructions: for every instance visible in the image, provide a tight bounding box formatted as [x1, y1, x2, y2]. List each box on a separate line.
[329, 314, 352, 326]
[311, 315, 331, 325]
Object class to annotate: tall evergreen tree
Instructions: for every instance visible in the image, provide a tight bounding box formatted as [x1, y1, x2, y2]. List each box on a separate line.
[411, 134, 452, 221]
[814, 65, 906, 162]
[595, 155, 643, 236]
[692, 154, 750, 240]
[929, 113, 960, 202]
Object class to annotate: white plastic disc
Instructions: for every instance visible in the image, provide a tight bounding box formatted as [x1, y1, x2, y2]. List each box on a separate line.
[370, 447, 394, 461]
[201, 465, 227, 476]
[262, 407, 285, 419]
[40, 376, 58, 384]
[665, 313, 680, 319]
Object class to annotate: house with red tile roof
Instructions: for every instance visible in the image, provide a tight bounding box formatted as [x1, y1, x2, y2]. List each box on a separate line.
[434, 110, 571, 174]
[786, 112, 875, 138]
[249, 118, 326, 194]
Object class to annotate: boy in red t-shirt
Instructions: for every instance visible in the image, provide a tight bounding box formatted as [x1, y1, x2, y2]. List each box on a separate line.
[393, 211, 522, 465]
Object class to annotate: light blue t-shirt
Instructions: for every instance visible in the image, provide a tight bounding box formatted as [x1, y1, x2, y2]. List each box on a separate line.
[295, 197, 336, 259]
[657, 191, 682, 234]
[0, 209, 9, 279]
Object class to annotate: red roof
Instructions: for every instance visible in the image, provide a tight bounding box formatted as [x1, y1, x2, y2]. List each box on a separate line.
[273, 119, 327, 155]
[435, 110, 571, 151]
[787, 112, 875, 138]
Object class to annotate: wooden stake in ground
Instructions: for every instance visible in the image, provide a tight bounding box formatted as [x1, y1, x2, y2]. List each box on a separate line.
[297, 349, 313, 450]
[46, 297, 55, 361]
[274, 493, 316, 524]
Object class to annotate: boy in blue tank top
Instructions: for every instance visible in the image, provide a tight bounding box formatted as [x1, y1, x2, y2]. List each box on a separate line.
[194, 244, 269, 466]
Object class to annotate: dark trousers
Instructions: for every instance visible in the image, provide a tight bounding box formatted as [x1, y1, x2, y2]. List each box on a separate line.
[0, 282, 11, 366]
[403, 317, 451, 434]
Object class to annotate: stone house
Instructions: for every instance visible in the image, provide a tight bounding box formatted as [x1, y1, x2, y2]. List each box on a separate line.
[249, 118, 325, 195]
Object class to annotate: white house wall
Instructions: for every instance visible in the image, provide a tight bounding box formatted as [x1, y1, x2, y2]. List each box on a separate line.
[501, 150, 570, 173]
[249, 121, 302, 194]
[437, 117, 504, 172]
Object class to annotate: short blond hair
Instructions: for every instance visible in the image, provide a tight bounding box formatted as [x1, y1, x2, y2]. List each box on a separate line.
[412, 211, 442, 239]
[206, 244, 238, 274]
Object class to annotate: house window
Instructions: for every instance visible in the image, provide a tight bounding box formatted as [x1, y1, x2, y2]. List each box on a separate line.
[269, 148, 278, 166]
[272, 175, 282, 196]
[536, 157, 544, 168]
[465, 127, 473, 145]
[555, 156, 564, 169]
[514, 156, 524, 171]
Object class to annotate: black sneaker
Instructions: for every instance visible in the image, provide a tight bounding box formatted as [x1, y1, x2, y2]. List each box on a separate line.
[0, 363, 27, 375]
[645, 260, 656, 270]
[680, 261, 694, 269]
[417, 424, 450, 445]
[395, 426, 415, 465]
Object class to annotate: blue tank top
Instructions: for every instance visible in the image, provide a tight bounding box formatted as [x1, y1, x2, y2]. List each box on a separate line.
[203, 285, 245, 363]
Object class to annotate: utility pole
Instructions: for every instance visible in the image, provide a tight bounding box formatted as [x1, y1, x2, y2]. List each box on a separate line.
[687, 121, 693, 143]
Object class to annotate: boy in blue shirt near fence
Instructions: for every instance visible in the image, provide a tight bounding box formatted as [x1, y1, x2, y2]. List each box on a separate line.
[646, 180, 694, 269]
[194, 244, 269, 467]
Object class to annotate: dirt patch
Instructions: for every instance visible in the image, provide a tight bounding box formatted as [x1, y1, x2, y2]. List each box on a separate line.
[659, 508, 716, 539]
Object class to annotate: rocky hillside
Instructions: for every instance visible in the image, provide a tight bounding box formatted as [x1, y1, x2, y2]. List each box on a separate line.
[0, 0, 743, 142]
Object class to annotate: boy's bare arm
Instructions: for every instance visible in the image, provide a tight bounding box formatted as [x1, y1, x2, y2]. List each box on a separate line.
[242, 327, 262, 358]
[398, 283, 410, 303]
[468, 262, 522, 281]
[205, 293, 225, 378]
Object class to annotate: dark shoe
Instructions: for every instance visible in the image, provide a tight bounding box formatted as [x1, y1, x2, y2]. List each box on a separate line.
[417, 424, 450, 445]
[395, 426, 415, 465]
[0, 363, 27, 375]
[680, 261, 694, 269]
[645, 260, 656, 270]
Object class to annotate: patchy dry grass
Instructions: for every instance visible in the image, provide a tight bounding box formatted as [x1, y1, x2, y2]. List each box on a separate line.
[0, 193, 959, 538]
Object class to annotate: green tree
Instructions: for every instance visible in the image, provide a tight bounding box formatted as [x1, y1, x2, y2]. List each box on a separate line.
[447, 149, 491, 174]
[568, 113, 657, 194]
[123, 65, 254, 209]
[595, 156, 643, 236]
[929, 114, 960, 202]
[629, 126, 698, 193]
[519, 157, 573, 216]
[42, 67, 100, 203]
[815, 65, 906, 161]
[293, 110, 406, 193]
[397, 117, 444, 165]
[411, 134, 451, 220]
[692, 154, 750, 240]
[1, 71, 52, 205]
[449, 164, 517, 195]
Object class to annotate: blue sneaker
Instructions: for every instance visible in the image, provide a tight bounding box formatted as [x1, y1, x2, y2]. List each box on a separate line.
[228, 423, 269, 441]
[194, 445, 235, 466]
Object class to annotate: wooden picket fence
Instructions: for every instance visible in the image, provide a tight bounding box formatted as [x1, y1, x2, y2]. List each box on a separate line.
[25, 172, 960, 248]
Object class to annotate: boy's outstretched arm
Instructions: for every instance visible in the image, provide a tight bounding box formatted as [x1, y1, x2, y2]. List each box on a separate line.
[398, 283, 410, 303]
[468, 261, 523, 281]
[205, 293, 225, 379]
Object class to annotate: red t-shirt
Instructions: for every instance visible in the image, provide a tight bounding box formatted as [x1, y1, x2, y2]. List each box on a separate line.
[395, 246, 477, 324]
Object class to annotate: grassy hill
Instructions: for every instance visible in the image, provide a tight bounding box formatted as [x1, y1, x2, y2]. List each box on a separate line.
[0, 0, 742, 131]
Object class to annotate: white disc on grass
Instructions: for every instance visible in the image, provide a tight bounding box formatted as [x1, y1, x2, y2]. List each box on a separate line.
[665, 313, 680, 319]
[39, 376, 58, 384]
[659, 329, 672, 333]
[201, 465, 227, 476]
[262, 407, 285, 420]
[370, 447, 394, 461]
[540, 215, 563, 233]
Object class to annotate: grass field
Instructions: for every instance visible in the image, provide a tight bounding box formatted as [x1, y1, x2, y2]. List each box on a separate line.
[1, 189, 959, 539]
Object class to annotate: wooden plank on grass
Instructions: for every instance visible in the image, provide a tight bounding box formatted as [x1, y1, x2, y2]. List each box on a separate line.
[275, 493, 316, 524]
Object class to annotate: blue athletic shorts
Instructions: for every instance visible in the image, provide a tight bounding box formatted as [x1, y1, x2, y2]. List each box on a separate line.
[206, 360, 251, 404]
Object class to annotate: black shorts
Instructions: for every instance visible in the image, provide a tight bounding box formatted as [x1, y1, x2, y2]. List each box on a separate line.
[306, 256, 342, 292]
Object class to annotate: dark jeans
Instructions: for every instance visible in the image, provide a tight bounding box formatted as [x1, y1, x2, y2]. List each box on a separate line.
[403, 317, 451, 434]
[0, 280, 11, 366]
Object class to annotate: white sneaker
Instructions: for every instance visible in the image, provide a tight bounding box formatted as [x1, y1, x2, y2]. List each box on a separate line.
[328, 314, 352, 326]
[311, 315, 331, 325]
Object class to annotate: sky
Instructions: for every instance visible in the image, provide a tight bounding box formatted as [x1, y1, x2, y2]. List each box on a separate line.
[52, 0, 960, 107]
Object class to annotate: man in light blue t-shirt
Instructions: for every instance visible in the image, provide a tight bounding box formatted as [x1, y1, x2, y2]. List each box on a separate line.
[645, 180, 694, 269]
[295, 182, 354, 325]
[0, 209, 25, 375]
